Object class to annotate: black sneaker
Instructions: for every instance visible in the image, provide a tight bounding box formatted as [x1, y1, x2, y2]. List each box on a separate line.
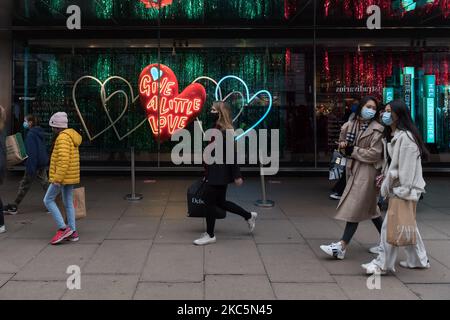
[4, 204, 18, 215]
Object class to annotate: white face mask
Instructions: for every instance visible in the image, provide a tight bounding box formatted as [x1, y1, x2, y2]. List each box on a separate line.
[361, 106, 376, 120]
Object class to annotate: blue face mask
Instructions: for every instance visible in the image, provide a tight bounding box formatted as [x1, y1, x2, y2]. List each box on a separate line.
[361, 107, 376, 120]
[23, 121, 29, 129]
[382, 112, 393, 126]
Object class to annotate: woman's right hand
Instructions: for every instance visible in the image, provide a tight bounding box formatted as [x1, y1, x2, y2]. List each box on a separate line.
[338, 141, 348, 149]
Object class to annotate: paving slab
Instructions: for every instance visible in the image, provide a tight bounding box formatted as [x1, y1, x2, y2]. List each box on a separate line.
[258, 244, 334, 283]
[62, 275, 139, 300]
[73, 219, 116, 243]
[0, 274, 13, 287]
[163, 203, 189, 219]
[391, 257, 450, 284]
[0, 239, 48, 274]
[273, 283, 348, 300]
[123, 204, 166, 217]
[253, 219, 305, 244]
[421, 220, 450, 237]
[107, 217, 160, 240]
[205, 275, 275, 300]
[141, 244, 203, 282]
[84, 240, 151, 274]
[334, 275, 419, 300]
[407, 284, 450, 300]
[155, 218, 204, 244]
[9, 216, 57, 239]
[134, 282, 204, 300]
[0, 281, 67, 300]
[290, 216, 344, 240]
[14, 244, 99, 281]
[205, 240, 266, 275]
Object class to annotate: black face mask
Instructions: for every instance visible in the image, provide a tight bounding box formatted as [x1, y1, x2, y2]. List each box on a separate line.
[210, 112, 219, 122]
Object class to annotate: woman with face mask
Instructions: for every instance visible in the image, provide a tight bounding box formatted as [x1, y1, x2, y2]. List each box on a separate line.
[320, 96, 385, 260]
[4, 115, 49, 215]
[193, 101, 258, 246]
[362, 100, 430, 274]
[0, 106, 7, 233]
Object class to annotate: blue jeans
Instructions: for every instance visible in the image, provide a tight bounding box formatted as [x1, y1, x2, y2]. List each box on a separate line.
[44, 184, 76, 231]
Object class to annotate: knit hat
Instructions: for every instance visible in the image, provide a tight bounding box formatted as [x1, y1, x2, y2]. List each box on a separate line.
[49, 112, 68, 129]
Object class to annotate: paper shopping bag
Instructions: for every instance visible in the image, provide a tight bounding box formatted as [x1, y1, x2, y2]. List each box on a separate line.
[387, 197, 417, 247]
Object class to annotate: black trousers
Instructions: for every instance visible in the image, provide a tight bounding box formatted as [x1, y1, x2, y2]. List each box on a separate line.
[332, 169, 346, 195]
[341, 217, 384, 244]
[204, 184, 251, 237]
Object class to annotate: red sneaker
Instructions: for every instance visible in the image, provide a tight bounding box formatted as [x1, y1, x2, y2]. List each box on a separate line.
[50, 228, 73, 245]
[66, 231, 79, 242]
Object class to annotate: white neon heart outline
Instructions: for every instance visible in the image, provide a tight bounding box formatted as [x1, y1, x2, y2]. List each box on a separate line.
[191, 77, 246, 135]
[214, 75, 273, 141]
[72, 75, 147, 141]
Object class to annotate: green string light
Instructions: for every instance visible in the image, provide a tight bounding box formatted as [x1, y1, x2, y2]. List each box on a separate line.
[95, 0, 114, 19]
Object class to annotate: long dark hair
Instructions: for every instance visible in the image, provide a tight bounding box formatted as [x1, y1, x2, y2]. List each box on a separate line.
[355, 96, 381, 122]
[388, 99, 429, 161]
[25, 114, 39, 127]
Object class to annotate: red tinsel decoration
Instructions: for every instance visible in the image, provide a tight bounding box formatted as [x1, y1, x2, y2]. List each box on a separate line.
[366, 53, 375, 88]
[284, 0, 298, 20]
[324, 50, 330, 81]
[343, 0, 352, 18]
[345, 53, 352, 88]
[359, 52, 364, 86]
[355, 1, 365, 19]
[332, 0, 450, 19]
[442, 56, 449, 85]
[324, 0, 331, 17]
[285, 48, 292, 74]
[442, 0, 450, 18]
[376, 56, 384, 95]
[140, 0, 173, 9]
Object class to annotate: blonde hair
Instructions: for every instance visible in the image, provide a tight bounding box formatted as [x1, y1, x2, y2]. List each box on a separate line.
[0, 105, 5, 132]
[213, 101, 234, 131]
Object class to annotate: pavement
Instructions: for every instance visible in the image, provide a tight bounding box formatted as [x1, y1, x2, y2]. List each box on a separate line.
[0, 175, 449, 300]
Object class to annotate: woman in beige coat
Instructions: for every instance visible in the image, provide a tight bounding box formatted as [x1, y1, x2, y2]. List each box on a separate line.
[362, 99, 430, 274]
[321, 96, 384, 260]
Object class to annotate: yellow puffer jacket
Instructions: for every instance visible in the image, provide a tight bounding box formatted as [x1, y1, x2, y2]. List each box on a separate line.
[49, 129, 82, 185]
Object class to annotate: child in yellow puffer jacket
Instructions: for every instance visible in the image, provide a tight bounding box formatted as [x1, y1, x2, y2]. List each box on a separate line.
[44, 112, 82, 245]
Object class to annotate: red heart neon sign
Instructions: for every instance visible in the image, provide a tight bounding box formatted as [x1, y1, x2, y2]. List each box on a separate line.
[138, 63, 206, 142]
[140, 0, 173, 9]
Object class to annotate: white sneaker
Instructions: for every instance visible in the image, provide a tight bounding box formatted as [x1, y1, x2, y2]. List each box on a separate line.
[361, 262, 386, 275]
[329, 193, 342, 200]
[247, 212, 258, 233]
[193, 233, 216, 246]
[320, 242, 346, 260]
[0, 225, 6, 234]
[399, 260, 431, 269]
[369, 245, 382, 254]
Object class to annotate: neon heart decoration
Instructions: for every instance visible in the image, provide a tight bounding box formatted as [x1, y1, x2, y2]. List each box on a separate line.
[191, 76, 245, 123]
[140, 0, 173, 8]
[72, 76, 147, 141]
[150, 67, 163, 81]
[214, 76, 273, 141]
[139, 63, 207, 142]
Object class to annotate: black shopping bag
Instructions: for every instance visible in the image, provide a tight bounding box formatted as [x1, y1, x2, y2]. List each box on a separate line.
[187, 179, 226, 219]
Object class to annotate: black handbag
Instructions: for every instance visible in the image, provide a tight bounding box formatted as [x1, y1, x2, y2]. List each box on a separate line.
[187, 179, 226, 219]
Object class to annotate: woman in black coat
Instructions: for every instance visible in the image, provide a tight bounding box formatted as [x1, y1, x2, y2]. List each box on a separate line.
[0, 105, 7, 233]
[194, 101, 258, 246]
